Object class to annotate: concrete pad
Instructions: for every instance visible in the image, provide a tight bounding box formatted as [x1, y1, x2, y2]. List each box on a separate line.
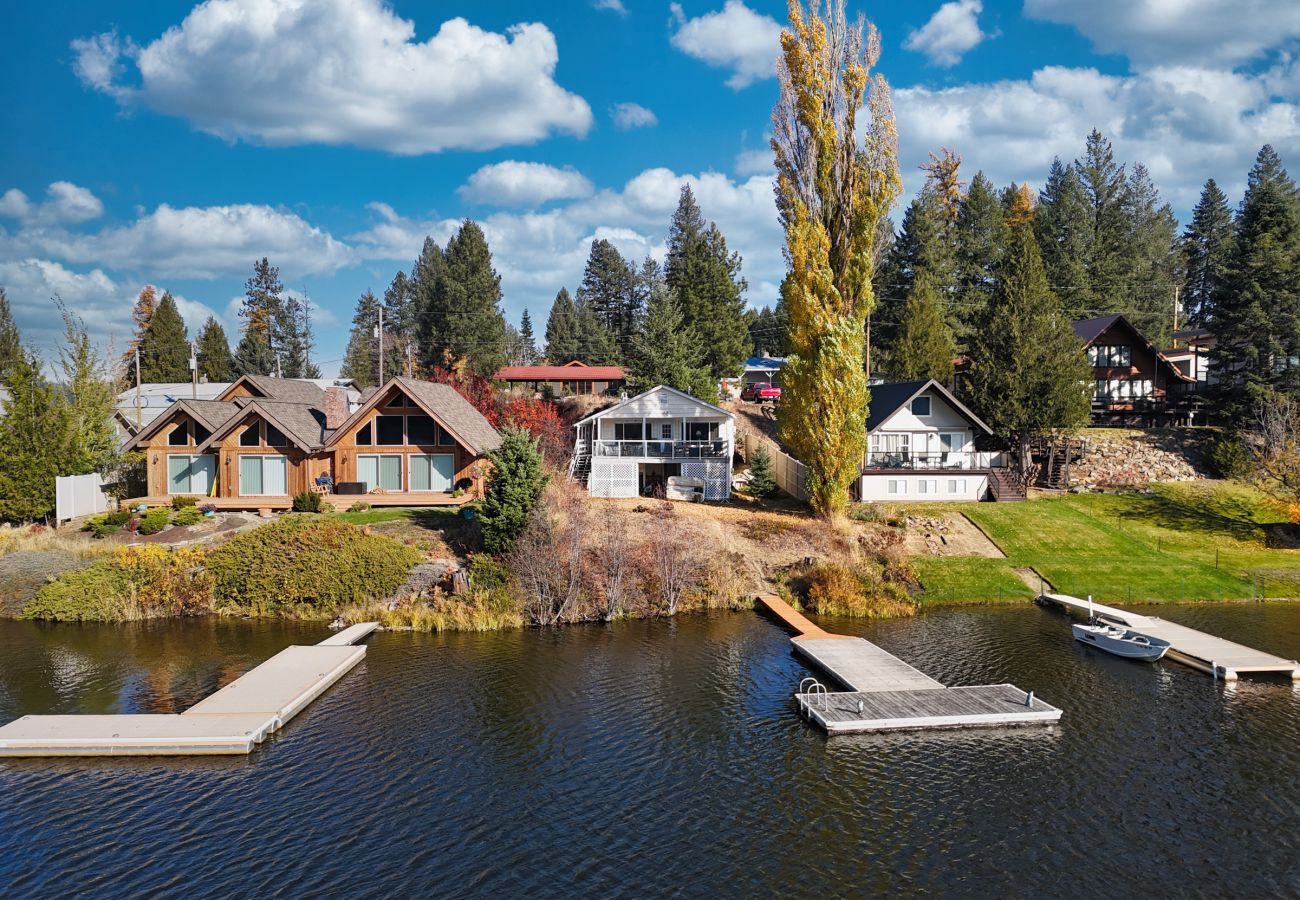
[185, 645, 365, 722]
[0, 714, 277, 756]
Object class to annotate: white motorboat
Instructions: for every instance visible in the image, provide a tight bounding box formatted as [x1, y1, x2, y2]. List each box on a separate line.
[1072, 621, 1171, 661]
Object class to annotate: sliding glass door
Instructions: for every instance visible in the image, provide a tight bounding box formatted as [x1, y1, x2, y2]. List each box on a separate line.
[409, 454, 454, 492]
[357, 454, 402, 491]
[167, 454, 216, 495]
[239, 455, 287, 496]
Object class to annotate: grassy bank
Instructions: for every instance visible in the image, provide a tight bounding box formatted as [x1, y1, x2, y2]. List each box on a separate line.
[906, 483, 1300, 604]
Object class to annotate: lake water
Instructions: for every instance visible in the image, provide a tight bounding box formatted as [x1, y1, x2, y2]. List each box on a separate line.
[1, 604, 1298, 897]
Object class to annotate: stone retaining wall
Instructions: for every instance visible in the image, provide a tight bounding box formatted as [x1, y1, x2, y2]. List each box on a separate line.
[1069, 429, 1214, 490]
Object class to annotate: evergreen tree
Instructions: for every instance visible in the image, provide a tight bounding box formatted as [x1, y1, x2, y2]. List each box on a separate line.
[0, 347, 63, 521]
[888, 273, 955, 383]
[137, 291, 191, 382]
[953, 172, 1006, 349]
[278, 292, 319, 378]
[665, 185, 751, 379]
[233, 331, 276, 377]
[519, 309, 537, 364]
[120, 284, 157, 374]
[965, 186, 1092, 478]
[577, 239, 641, 358]
[1122, 163, 1179, 344]
[749, 300, 791, 358]
[1076, 129, 1130, 313]
[1035, 158, 1093, 318]
[195, 317, 233, 382]
[242, 258, 284, 351]
[624, 287, 716, 401]
[340, 290, 383, 387]
[0, 287, 22, 384]
[410, 237, 444, 351]
[1181, 178, 1234, 327]
[1211, 145, 1300, 416]
[746, 443, 776, 497]
[480, 426, 550, 554]
[544, 287, 580, 363]
[415, 220, 507, 375]
[383, 269, 417, 342]
[56, 306, 119, 478]
[574, 296, 619, 365]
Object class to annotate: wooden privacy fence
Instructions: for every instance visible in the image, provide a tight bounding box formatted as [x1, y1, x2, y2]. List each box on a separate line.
[740, 431, 809, 502]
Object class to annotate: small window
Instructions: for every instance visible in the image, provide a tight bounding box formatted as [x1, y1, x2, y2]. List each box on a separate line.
[918, 479, 937, 495]
[407, 415, 437, 446]
[614, 422, 644, 441]
[687, 422, 713, 441]
[356, 421, 372, 445]
[376, 415, 404, 445]
[168, 420, 189, 446]
[265, 424, 288, 447]
[947, 479, 967, 494]
[438, 424, 455, 446]
[888, 479, 908, 495]
[193, 421, 211, 445]
[940, 433, 962, 452]
[911, 396, 931, 416]
[660, 423, 672, 439]
[239, 423, 260, 447]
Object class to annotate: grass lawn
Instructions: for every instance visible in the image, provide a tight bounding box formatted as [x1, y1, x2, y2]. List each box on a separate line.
[330, 507, 464, 526]
[900, 482, 1300, 603]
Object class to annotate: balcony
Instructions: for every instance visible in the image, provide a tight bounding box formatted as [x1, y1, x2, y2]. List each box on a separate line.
[593, 439, 729, 460]
[863, 450, 1002, 471]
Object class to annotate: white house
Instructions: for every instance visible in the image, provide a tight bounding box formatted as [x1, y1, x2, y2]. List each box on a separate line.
[572, 385, 735, 500]
[859, 379, 1015, 502]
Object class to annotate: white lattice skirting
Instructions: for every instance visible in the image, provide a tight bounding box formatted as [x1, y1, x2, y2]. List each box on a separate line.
[681, 461, 731, 500]
[588, 459, 639, 498]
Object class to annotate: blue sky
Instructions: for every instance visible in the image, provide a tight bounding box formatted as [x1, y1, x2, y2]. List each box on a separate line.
[2, 0, 1299, 375]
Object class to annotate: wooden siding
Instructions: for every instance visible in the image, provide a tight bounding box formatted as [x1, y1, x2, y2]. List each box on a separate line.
[329, 395, 484, 495]
[141, 413, 212, 498]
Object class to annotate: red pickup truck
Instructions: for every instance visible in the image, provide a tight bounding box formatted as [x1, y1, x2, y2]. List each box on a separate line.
[741, 381, 781, 402]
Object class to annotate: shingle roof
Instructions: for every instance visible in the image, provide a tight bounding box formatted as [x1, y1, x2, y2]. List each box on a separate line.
[1072, 314, 1124, 345]
[866, 379, 992, 434]
[494, 364, 625, 380]
[240, 375, 326, 404]
[253, 401, 332, 449]
[394, 377, 502, 454]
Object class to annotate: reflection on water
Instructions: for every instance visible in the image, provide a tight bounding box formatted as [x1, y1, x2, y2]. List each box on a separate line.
[0, 605, 1298, 897]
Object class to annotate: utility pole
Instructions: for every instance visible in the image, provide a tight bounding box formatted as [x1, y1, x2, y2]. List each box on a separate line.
[406, 342, 413, 378]
[134, 348, 142, 430]
[375, 305, 384, 386]
[189, 341, 198, 400]
[275, 354, 282, 379]
[1172, 285, 1180, 333]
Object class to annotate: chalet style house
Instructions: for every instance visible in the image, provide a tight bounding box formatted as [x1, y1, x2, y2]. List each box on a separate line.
[1073, 314, 1196, 421]
[571, 385, 734, 500]
[126, 374, 501, 509]
[494, 360, 625, 396]
[859, 379, 1020, 502]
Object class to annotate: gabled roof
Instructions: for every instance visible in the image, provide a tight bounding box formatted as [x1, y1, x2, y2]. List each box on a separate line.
[324, 376, 502, 456]
[194, 400, 329, 453]
[495, 363, 625, 381]
[217, 374, 326, 405]
[744, 355, 787, 371]
[124, 399, 242, 450]
[574, 385, 734, 426]
[1072, 314, 1194, 383]
[866, 379, 993, 435]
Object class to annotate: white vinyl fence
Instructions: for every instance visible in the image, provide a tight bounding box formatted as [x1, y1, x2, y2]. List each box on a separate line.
[55, 473, 112, 524]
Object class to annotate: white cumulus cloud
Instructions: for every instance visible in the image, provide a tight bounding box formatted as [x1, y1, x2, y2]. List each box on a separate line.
[0, 182, 104, 225]
[904, 0, 989, 67]
[670, 1, 782, 90]
[459, 162, 595, 207]
[611, 102, 658, 130]
[593, 0, 628, 14]
[71, 0, 593, 154]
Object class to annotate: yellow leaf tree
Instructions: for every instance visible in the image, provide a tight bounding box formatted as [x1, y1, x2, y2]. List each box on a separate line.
[772, 0, 901, 518]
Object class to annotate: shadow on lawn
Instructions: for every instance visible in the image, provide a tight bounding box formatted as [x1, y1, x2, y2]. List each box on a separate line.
[1113, 486, 1268, 544]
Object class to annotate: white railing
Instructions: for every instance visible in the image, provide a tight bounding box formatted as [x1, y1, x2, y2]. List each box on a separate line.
[592, 439, 729, 459]
[863, 450, 1001, 470]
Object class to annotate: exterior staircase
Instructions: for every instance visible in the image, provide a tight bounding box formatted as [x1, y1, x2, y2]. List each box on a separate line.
[987, 469, 1026, 502]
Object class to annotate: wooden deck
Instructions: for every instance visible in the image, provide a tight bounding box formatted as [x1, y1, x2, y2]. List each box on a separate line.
[0, 624, 378, 757]
[757, 595, 1061, 734]
[123, 493, 469, 512]
[1039, 593, 1300, 681]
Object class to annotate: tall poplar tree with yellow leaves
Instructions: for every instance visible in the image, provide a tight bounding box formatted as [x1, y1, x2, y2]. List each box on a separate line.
[772, 0, 901, 518]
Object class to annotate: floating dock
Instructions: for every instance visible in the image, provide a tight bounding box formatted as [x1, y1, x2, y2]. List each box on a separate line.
[757, 595, 1061, 734]
[1038, 593, 1300, 681]
[0, 623, 379, 757]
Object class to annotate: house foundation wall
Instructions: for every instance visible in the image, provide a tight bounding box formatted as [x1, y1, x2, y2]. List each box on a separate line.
[859, 473, 989, 503]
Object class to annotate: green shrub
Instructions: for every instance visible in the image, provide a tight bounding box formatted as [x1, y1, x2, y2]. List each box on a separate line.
[206, 515, 422, 615]
[23, 545, 212, 622]
[1209, 436, 1253, 480]
[468, 553, 512, 591]
[347, 501, 371, 513]
[136, 507, 171, 535]
[747, 444, 777, 497]
[171, 506, 203, 527]
[292, 490, 324, 513]
[171, 495, 199, 509]
[83, 509, 133, 538]
[480, 426, 549, 554]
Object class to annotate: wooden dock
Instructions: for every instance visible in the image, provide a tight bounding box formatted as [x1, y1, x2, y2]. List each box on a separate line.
[1038, 593, 1300, 681]
[757, 595, 1061, 734]
[0, 623, 379, 757]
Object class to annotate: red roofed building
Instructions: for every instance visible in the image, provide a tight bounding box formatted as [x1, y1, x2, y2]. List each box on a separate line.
[493, 360, 626, 396]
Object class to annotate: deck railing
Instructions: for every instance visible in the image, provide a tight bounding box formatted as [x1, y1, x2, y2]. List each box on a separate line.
[592, 439, 729, 459]
[863, 450, 1001, 470]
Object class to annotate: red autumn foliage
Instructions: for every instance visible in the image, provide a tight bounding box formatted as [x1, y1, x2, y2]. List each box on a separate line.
[503, 396, 570, 464]
[426, 366, 501, 427]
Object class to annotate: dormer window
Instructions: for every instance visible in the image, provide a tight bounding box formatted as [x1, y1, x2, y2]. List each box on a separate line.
[911, 396, 932, 416]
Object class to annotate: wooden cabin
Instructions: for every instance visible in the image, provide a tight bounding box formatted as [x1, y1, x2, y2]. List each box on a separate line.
[494, 360, 625, 396]
[1074, 315, 1195, 421]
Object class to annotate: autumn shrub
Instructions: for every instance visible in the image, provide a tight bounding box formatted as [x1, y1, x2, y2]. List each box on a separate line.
[84, 509, 133, 537]
[206, 515, 421, 616]
[23, 545, 213, 622]
[804, 559, 917, 619]
[502, 396, 570, 464]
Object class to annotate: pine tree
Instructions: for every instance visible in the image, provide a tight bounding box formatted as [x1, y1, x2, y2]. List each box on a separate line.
[0, 347, 63, 521]
[746, 443, 776, 497]
[1076, 129, 1130, 314]
[574, 296, 619, 365]
[665, 185, 751, 379]
[415, 220, 507, 376]
[889, 273, 955, 383]
[519, 309, 537, 364]
[278, 292, 319, 378]
[749, 301, 791, 358]
[577, 239, 641, 358]
[1211, 145, 1300, 416]
[195, 317, 233, 382]
[544, 288, 580, 363]
[480, 426, 549, 554]
[1122, 163, 1179, 344]
[410, 237, 444, 351]
[233, 331, 276, 377]
[383, 269, 417, 342]
[1181, 178, 1234, 327]
[1035, 158, 1093, 318]
[340, 290, 382, 387]
[56, 306, 119, 478]
[954, 172, 1006, 350]
[120, 285, 158, 373]
[624, 286, 716, 401]
[137, 291, 191, 382]
[0, 287, 22, 384]
[242, 258, 284, 350]
[965, 186, 1092, 478]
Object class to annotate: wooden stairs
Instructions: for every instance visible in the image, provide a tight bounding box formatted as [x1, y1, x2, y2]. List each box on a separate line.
[988, 469, 1026, 502]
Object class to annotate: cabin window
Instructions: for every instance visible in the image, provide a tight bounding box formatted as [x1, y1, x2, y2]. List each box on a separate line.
[660, 423, 672, 439]
[887, 479, 908, 495]
[1089, 345, 1132, 367]
[357, 454, 402, 491]
[614, 422, 644, 440]
[265, 424, 288, 447]
[407, 414, 437, 446]
[873, 433, 910, 453]
[947, 479, 967, 494]
[192, 421, 211, 445]
[917, 479, 937, 495]
[168, 454, 215, 494]
[910, 396, 932, 416]
[356, 421, 372, 445]
[239, 423, 260, 447]
[438, 425, 455, 447]
[409, 454, 455, 492]
[939, 433, 962, 452]
[376, 415, 404, 445]
[687, 422, 714, 441]
[168, 420, 190, 446]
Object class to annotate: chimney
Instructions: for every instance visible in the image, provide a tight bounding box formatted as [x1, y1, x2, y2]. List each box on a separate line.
[323, 386, 348, 429]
